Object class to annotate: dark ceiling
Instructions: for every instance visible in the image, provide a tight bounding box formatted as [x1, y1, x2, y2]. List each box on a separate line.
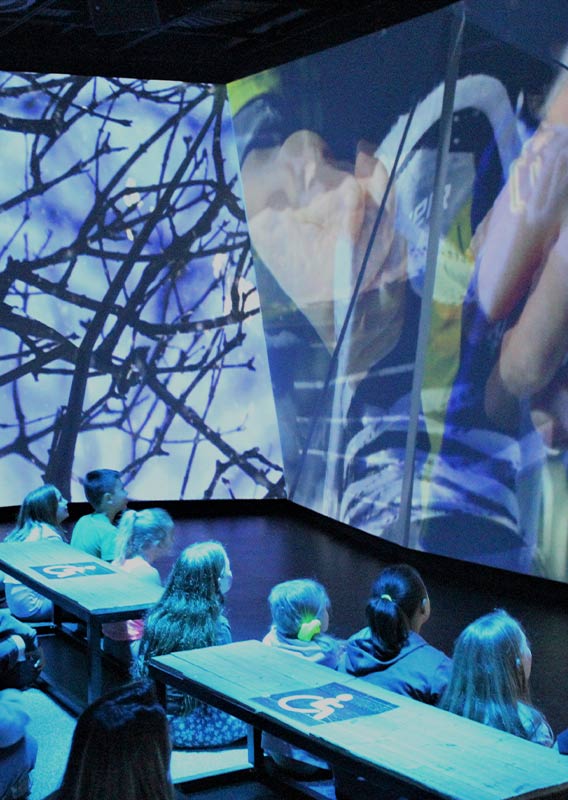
[0, 0, 456, 83]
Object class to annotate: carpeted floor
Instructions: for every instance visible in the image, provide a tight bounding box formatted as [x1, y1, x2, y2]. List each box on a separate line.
[21, 687, 76, 800]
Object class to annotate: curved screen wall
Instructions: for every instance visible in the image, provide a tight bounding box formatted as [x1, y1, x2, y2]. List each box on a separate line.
[1, 1, 568, 582]
[229, 2, 568, 582]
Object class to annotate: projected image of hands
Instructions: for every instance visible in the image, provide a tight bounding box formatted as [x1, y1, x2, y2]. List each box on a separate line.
[475, 77, 568, 449]
[241, 130, 406, 379]
[0, 75, 283, 504]
[231, 8, 568, 581]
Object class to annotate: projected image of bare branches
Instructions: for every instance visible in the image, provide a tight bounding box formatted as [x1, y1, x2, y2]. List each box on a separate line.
[0, 74, 283, 503]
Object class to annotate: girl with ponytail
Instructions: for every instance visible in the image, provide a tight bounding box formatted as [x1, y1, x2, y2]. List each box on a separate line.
[102, 508, 174, 662]
[339, 564, 450, 704]
[335, 565, 452, 799]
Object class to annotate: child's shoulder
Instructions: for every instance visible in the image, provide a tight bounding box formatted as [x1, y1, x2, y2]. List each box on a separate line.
[27, 523, 62, 542]
[314, 633, 345, 667]
[121, 556, 161, 584]
[518, 702, 554, 747]
[263, 627, 343, 669]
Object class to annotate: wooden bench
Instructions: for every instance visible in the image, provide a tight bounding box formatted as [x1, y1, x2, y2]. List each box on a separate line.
[0, 539, 162, 704]
[149, 640, 568, 800]
[170, 745, 250, 785]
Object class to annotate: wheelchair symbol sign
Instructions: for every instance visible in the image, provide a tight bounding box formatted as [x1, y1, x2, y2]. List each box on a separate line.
[31, 562, 115, 579]
[277, 692, 354, 721]
[254, 682, 397, 726]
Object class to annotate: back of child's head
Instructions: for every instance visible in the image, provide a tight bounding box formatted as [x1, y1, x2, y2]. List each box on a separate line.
[7, 484, 60, 541]
[82, 469, 120, 510]
[268, 579, 330, 640]
[440, 609, 531, 736]
[365, 564, 428, 656]
[165, 540, 227, 603]
[139, 542, 228, 673]
[57, 680, 173, 800]
[116, 508, 174, 562]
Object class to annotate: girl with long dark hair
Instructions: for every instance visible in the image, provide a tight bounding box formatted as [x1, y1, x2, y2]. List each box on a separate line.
[136, 540, 246, 748]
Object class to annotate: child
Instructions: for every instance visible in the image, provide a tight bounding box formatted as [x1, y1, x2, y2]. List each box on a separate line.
[43, 681, 174, 800]
[439, 609, 553, 746]
[339, 564, 451, 704]
[335, 564, 451, 800]
[71, 469, 128, 562]
[136, 541, 246, 749]
[102, 508, 174, 663]
[262, 578, 343, 777]
[4, 485, 69, 621]
[0, 688, 37, 800]
[0, 610, 43, 690]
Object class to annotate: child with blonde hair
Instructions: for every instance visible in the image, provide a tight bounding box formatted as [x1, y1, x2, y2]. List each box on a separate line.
[262, 578, 343, 777]
[102, 508, 174, 662]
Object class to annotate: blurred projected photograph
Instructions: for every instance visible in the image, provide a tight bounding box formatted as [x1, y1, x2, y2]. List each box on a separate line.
[230, 4, 568, 581]
[0, 74, 283, 504]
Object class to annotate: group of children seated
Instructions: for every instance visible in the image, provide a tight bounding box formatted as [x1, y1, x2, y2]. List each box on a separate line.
[0, 470, 563, 800]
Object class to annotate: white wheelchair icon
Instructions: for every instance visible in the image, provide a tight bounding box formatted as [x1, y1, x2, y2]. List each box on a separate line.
[42, 564, 98, 578]
[277, 692, 354, 721]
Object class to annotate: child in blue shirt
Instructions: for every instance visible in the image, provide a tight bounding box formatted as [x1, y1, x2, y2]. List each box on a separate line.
[71, 469, 128, 562]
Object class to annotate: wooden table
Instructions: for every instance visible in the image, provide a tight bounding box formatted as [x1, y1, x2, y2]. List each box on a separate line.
[0, 539, 162, 702]
[149, 640, 568, 800]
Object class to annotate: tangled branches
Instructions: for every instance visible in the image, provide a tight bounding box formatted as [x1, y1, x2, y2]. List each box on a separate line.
[0, 74, 283, 502]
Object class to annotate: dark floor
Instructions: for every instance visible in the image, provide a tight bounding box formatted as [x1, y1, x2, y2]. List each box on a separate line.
[149, 504, 568, 735]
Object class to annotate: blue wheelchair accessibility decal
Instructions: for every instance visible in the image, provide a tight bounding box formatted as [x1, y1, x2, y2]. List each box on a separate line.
[254, 682, 396, 726]
[31, 562, 115, 579]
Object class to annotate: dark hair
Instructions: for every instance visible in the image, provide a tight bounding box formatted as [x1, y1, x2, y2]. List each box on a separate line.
[6, 484, 62, 542]
[439, 610, 546, 741]
[137, 541, 227, 711]
[82, 469, 121, 510]
[56, 681, 174, 800]
[365, 564, 427, 656]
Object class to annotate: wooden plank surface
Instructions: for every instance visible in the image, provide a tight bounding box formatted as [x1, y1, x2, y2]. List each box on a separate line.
[0, 540, 162, 618]
[151, 641, 568, 800]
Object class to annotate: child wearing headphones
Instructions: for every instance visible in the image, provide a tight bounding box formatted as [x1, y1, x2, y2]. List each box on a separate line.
[262, 578, 343, 777]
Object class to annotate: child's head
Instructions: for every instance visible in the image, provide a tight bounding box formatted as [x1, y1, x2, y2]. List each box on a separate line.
[82, 470, 127, 518]
[165, 540, 231, 602]
[139, 541, 231, 673]
[9, 484, 68, 540]
[56, 681, 173, 800]
[365, 564, 429, 655]
[442, 609, 532, 722]
[116, 508, 174, 564]
[268, 579, 330, 641]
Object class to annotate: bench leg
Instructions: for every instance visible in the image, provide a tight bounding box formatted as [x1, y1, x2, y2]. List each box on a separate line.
[248, 725, 263, 772]
[52, 604, 64, 630]
[86, 620, 102, 704]
[154, 678, 167, 708]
